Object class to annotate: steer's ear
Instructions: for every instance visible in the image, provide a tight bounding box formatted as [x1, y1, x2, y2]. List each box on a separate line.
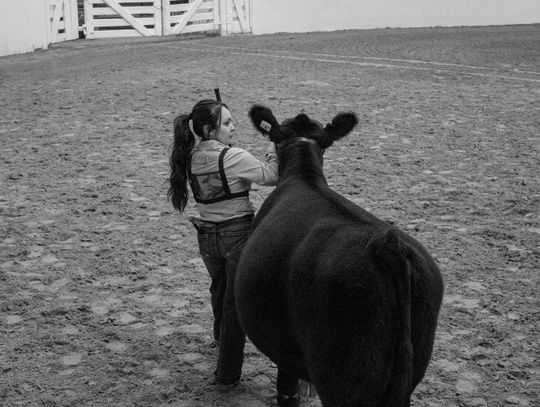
[321, 112, 358, 148]
[249, 105, 283, 143]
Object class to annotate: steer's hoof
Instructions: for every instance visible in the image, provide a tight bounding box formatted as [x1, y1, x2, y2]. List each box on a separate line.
[277, 393, 300, 407]
[299, 380, 318, 398]
[209, 375, 242, 393]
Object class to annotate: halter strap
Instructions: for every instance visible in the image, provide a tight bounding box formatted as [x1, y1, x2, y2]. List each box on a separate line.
[277, 137, 321, 149]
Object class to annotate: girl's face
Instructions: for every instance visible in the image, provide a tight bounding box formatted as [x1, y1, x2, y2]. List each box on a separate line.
[210, 107, 235, 145]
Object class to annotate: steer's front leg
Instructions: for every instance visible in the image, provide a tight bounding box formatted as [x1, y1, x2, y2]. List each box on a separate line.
[277, 368, 300, 407]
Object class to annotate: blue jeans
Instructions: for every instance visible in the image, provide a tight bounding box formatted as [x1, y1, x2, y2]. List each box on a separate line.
[192, 215, 253, 383]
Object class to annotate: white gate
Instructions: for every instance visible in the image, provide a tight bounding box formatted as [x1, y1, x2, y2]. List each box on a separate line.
[84, 0, 163, 39]
[83, 0, 250, 39]
[47, 0, 79, 43]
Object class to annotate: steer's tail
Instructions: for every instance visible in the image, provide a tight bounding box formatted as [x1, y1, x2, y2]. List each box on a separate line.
[373, 229, 413, 407]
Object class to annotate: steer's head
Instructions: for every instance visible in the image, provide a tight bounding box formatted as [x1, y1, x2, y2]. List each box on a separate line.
[249, 105, 358, 151]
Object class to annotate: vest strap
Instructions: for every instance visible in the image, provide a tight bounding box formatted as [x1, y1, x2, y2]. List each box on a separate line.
[219, 148, 232, 196]
[194, 190, 249, 204]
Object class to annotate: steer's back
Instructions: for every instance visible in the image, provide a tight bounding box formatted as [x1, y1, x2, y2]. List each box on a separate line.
[237, 183, 394, 360]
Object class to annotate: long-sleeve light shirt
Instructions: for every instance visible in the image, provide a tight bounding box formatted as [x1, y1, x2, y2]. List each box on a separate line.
[189, 139, 279, 222]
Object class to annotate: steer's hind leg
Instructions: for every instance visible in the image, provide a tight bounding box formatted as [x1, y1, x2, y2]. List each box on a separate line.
[299, 380, 317, 398]
[309, 363, 382, 407]
[300, 302, 393, 406]
[277, 368, 300, 407]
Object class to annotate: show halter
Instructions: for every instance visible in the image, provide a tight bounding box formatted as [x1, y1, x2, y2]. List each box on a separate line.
[257, 117, 323, 151]
[278, 137, 320, 149]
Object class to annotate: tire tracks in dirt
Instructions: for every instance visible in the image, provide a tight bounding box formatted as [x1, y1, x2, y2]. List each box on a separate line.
[160, 42, 540, 84]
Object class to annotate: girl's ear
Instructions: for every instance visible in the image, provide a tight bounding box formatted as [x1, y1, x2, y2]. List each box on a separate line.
[322, 112, 358, 148]
[249, 105, 283, 143]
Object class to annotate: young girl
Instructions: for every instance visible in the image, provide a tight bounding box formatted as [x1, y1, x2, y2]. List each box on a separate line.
[168, 99, 279, 388]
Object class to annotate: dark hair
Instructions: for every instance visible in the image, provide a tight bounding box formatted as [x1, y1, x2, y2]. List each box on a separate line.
[168, 99, 228, 212]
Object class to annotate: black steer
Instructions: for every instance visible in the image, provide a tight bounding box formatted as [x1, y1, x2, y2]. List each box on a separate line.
[235, 105, 443, 407]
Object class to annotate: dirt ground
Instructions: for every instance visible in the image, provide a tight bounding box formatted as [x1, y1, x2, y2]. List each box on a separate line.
[0, 24, 539, 407]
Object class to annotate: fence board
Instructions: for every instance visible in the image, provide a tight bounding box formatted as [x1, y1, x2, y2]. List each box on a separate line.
[169, 11, 213, 23]
[93, 17, 156, 27]
[168, 0, 212, 12]
[84, 0, 94, 35]
[190, 11, 213, 21]
[162, 0, 171, 32]
[219, 0, 226, 34]
[92, 0, 156, 4]
[90, 28, 145, 37]
[90, 6, 157, 15]
[154, 0, 162, 34]
[213, 0, 220, 33]
[180, 22, 214, 33]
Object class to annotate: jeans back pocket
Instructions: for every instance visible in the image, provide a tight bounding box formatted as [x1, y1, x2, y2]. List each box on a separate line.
[220, 223, 252, 258]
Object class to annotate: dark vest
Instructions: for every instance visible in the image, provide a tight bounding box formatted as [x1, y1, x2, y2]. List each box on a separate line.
[188, 148, 250, 204]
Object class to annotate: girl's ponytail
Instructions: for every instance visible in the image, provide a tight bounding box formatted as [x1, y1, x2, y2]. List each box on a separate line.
[168, 114, 195, 212]
[168, 99, 227, 212]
